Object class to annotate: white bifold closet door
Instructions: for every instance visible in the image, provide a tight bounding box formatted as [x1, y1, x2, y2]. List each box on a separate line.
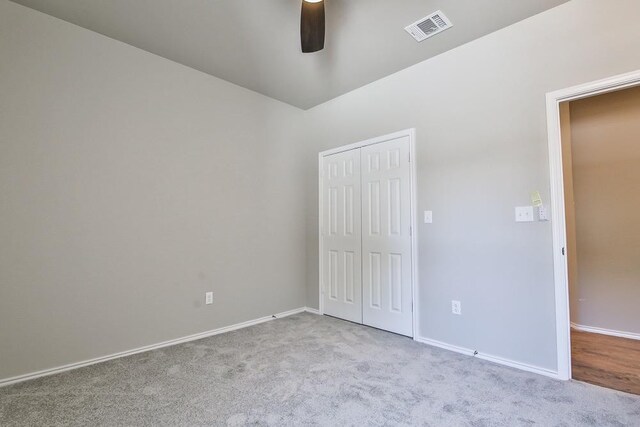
[360, 138, 412, 337]
[322, 135, 413, 337]
[322, 148, 363, 324]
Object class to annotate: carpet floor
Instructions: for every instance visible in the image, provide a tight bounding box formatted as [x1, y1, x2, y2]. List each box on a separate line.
[1, 312, 639, 426]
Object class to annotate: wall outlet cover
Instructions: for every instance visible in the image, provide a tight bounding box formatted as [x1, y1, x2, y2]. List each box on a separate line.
[424, 210, 433, 223]
[205, 292, 213, 305]
[451, 300, 461, 315]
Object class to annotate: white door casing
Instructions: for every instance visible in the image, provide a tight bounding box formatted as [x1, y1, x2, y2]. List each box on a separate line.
[361, 137, 413, 336]
[546, 69, 640, 380]
[322, 148, 363, 323]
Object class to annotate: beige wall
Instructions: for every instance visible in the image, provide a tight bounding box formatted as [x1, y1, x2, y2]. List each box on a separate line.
[303, 0, 640, 371]
[0, 0, 306, 381]
[567, 86, 640, 334]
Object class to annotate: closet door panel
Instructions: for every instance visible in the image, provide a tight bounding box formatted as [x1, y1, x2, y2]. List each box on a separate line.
[361, 137, 413, 337]
[322, 149, 362, 323]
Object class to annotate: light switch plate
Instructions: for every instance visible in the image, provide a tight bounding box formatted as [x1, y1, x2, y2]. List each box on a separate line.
[515, 206, 534, 222]
[424, 210, 433, 224]
[205, 292, 213, 305]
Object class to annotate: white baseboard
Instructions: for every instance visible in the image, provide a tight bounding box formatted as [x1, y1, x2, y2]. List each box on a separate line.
[414, 336, 475, 356]
[414, 336, 559, 380]
[0, 307, 308, 388]
[304, 307, 321, 315]
[571, 322, 640, 341]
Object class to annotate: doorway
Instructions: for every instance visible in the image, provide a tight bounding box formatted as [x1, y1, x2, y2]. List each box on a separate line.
[318, 129, 418, 337]
[562, 87, 640, 394]
[547, 70, 640, 390]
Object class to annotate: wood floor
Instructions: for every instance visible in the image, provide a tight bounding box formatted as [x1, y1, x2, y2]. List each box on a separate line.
[571, 329, 640, 395]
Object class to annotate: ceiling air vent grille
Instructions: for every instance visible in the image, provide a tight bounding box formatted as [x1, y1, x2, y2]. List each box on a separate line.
[405, 10, 453, 42]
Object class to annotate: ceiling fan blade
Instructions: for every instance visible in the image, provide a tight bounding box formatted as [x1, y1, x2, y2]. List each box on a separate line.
[300, 0, 325, 53]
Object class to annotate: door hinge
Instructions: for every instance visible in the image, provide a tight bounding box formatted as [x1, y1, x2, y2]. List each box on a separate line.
[409, 226, 412, 236]
[562, 247, 565, 256]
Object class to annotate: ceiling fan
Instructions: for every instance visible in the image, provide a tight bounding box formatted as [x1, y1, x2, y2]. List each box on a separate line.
[300, 0, 325, 53]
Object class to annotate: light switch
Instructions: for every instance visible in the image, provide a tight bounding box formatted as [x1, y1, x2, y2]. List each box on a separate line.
[515, 206, 534, 222]
[424, 210, 433, 224]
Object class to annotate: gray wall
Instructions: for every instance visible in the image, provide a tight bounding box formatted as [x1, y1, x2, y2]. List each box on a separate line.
[0, 1, 306, 380]
[3, 0, 640, 382]
[568, 87, 640, 334]
[304, 0, 640, 371]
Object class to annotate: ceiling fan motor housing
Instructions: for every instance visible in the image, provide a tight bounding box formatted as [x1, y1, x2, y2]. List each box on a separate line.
[301, 0, 325, 53]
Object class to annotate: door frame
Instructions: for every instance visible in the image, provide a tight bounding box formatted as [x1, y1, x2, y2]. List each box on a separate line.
[318, 128, 419, 338]
[546, 69, 640, 380]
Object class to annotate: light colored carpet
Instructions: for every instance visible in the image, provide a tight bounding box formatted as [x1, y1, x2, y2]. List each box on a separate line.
[1, 312, 639, 426]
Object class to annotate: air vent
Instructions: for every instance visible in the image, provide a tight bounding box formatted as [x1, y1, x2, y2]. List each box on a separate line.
[405, 10, 453, 42]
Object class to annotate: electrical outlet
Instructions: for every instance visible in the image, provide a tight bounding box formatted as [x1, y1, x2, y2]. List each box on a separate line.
[205, 292, 213, 305]
[451, 300, 461, 315]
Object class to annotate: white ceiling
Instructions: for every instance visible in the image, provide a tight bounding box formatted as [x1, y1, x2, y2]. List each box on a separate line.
[11, 0, 568, 109]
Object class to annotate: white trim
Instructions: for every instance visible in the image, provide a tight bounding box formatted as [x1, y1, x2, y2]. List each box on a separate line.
[304, 307, 321, 315]
[409, 130, 420, 339]
[318, 152, 324, 315]
[546, 69, 640, 381]
[571, 322, 640, 341]
[318, 129, 419, 338]
[415, 336, 559, 380]
[0, 307, 307, 388]
[414, 336, 474, 356]
[318, 128, 416, 158]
